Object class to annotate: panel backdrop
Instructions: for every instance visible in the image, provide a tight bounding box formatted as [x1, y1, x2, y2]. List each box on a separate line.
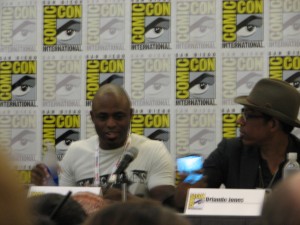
[0, 0, 300, 184]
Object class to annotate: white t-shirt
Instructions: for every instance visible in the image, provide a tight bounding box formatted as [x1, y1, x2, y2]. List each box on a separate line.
[59, 133, 175, 197]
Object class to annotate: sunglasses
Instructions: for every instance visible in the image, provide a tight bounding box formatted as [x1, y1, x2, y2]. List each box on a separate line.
[240, 108, 265, 122]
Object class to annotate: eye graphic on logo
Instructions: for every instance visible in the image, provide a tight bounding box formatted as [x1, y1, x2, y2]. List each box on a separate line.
[189, 73, 215, 95]
[100, 74, 124, 86]
[237, 72, 261, 94]
[57, 20, 81, 42]
[56, 75, 80, 98]
[11, 130, 35, 152]
[147, 129, 169, 142]
[283, 14, 300, 39]
[100, 18, 124, 41]
[56, 130, 79, 150]
[285, 72, 300, 91]
[13, 21, 35, 42]
[190, 129, 214, 154]
[145, 18, 170, 40]
[236, 15, 262, 39]
[190, 16, 215, 41]
[12, 75, 36, 99]
[145, 74, 169, 97]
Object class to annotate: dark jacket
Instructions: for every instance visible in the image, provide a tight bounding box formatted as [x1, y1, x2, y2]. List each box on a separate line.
[203, 134, 300, 188]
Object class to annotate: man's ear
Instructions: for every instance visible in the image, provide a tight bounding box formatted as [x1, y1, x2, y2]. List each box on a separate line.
[130, 108, 133, 118]
[90, 111, 94, 122]
[270, 118, 279, 130]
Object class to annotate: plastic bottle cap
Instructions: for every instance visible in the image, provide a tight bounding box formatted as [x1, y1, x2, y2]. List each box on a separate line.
[287, 152, 298, 160]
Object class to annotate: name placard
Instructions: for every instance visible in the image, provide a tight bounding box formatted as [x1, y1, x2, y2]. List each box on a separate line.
[27, 186, 102, 197]
[184, 188, 265, 216]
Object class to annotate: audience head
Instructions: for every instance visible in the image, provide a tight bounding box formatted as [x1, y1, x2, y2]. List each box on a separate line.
[90, 83, 133, 150]
[28, 193, 87, 225]
[84, 199, 191, 225]
[259, 172, 300, 225]
[32, 215, 56, 225]
[72, 192, 111, 215]
[0, 150, 32, 225]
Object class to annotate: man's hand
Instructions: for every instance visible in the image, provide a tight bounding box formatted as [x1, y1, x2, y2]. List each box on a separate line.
[31, 163, 50, 185]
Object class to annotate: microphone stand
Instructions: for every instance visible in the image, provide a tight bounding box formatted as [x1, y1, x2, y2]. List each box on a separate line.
[118, 172, 129, 202]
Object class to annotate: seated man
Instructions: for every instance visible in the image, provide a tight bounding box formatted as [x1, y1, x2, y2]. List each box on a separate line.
[204, 78, 300, 189]
[32, 84, 175, 204]
[174, 78, 300, 209]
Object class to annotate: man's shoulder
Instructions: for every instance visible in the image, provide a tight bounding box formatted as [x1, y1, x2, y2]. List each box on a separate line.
[220, 137, 242, 147]
[69, 135, 98, 151]
[289, 133, 300, 148]
[130, 133, 168, 153]
[216, 137, 248, 154]
[131, 133, 164, 146]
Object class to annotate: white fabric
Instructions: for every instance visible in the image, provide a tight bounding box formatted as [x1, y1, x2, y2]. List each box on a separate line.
[59, 133, 175, 197]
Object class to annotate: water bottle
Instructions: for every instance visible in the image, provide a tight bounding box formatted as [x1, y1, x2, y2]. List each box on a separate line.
[43, 144, 59, 186]
[283, 152, 300, 179]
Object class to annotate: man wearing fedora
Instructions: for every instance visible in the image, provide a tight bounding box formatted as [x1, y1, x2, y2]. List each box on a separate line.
[203, 78, 300, 189]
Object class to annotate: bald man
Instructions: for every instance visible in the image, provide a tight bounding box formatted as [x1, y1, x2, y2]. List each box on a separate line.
[31, 84, 175, 204]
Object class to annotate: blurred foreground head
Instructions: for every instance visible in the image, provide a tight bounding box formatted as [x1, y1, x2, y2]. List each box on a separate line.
[28, 193, 87, 225]
[260, 172, 300, 225]
[84, 199, 191, 225]
[0, 149, 32, 225]
[72, 192, 112, 215]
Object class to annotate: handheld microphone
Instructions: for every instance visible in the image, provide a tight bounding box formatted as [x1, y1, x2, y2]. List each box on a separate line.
[114, 147, 138, 175]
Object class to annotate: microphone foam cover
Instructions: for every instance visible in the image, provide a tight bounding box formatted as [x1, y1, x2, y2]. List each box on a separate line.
[126, 147, 138, 159]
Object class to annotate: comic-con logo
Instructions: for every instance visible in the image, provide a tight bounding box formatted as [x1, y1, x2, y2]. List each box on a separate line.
[87, 2, 125, 50]
[176, 112, 215, 158]
[43, 114, 80, 160]
[131, 2, 171, 49]
[0, 60, 36, 101]
[269, 55, 300, 91]
[11, 115, 37, 170]
[131, 114, 170, 150]
[176, 57, 216, 105]
[222, 55, 263, 104]
[188, 193, 206, 209]
[43, 5, 82, 51]
[222, 112, 240, 138]
[0, 5, 36, 48]
[131, 57, 171, 101]
[222, 0, 263, 47]
[269, 0, 300, 45]
[43, 59, 81, 103]
[86, 58, 125, 104]
[0, 114, 36, 154]
[176, 0, 216, 48]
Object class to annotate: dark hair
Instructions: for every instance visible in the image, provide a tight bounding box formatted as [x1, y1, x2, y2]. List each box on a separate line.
[29, 193, 87, 225]
[261, 113, 294, 134]
[84, 200, 191, 225]
[32, 215, 56, 225]
[279, 121, 294, 134]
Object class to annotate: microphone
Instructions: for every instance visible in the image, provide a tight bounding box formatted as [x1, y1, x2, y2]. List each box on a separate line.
[104, 148, 138, 193]
[114, 147, 138, 175]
